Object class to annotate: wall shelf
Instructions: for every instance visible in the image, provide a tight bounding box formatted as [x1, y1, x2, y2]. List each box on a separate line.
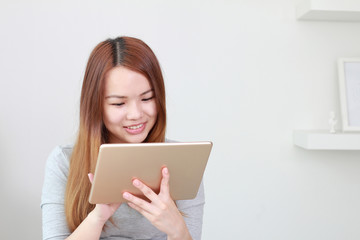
[296, 0, 360, 21]
[293, 130, 360, 150]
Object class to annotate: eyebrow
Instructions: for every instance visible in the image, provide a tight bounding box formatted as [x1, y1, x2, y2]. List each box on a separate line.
[105, 89, 154, 99]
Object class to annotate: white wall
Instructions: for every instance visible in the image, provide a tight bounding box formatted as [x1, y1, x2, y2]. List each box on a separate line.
[1, 0, 360, 239]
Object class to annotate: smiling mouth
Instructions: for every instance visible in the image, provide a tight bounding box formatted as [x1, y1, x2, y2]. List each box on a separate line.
[126, 123, 144, 130]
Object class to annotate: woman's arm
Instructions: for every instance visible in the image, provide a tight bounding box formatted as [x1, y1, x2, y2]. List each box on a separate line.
[65, 173, 121, 240]
[41, 146, 121, 240]
[65, 211, 104, 240]
[123, 167, 193, 240]
[66, 203, 121, 239]
[41, 146, 72, 240]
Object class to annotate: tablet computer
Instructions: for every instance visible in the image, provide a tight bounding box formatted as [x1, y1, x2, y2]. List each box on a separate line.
[89, 141, 212, 204]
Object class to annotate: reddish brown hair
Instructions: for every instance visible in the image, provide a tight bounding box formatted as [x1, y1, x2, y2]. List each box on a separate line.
[65, 37, 166, 231]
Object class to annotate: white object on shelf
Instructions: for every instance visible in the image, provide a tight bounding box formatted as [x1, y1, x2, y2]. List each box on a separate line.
[328, 111, 337, 134]
[296, 0, 360, 21]
[293, 130, 360, 150]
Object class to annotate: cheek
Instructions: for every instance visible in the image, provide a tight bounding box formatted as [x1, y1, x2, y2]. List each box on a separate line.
[145, 102, 158, 118]
[104, 108, 125, 125]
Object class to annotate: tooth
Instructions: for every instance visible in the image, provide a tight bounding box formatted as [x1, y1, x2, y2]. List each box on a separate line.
[128, 124, 142, 130]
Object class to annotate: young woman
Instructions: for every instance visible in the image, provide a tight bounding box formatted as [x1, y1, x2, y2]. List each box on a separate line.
[41, 37, 205, 240]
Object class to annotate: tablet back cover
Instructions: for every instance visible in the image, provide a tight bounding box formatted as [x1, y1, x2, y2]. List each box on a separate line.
[89, 141, 212, 204]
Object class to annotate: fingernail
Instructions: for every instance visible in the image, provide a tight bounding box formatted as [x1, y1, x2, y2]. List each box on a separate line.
[163, 167, 168, 174]
[123, 192, 130, 199]
[133, 179, 140, 187]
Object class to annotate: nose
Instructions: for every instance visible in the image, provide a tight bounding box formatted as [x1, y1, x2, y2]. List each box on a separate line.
[126, 101, 143, 120]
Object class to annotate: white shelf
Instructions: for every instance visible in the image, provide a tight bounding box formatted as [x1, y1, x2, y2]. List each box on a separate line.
[296, 0, 360, 21]
[293, 130, 360, 150]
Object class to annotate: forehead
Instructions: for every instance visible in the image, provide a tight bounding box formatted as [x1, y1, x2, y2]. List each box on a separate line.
[104, 66, 152, 95]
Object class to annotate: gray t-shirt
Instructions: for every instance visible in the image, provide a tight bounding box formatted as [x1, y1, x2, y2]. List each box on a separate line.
[41, 144, 205, 240]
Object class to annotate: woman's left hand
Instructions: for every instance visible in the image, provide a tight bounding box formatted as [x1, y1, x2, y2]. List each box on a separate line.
[122, 167, 192, 240]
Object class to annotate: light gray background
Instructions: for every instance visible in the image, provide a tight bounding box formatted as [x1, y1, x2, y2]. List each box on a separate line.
[1, 0, 360, 239]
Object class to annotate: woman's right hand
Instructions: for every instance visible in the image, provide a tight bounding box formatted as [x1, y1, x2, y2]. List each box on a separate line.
[88, 173, 122, 225]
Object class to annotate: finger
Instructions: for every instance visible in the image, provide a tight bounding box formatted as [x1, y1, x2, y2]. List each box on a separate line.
[132, 179, 160, 204]
[88, 173, 94, 184]
[122, 192, 154, 213]
[159, 167, 170, 195]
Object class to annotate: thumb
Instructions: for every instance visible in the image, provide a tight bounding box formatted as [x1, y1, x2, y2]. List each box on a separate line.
[88, 173, 94, 184]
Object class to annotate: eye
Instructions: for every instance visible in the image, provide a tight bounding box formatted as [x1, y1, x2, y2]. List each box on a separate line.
[142, 96, 154, 102]
[111, 103, 124, 106]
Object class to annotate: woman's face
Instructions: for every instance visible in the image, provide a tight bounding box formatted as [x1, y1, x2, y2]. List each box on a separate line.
[103, 66, 157, 143]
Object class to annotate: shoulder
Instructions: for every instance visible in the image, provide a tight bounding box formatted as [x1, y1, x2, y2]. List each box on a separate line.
[41, 144, 74, 205]
[49, 144, 73, 157]
[46, 144, 73, 166]
[45, 144, 74, 180]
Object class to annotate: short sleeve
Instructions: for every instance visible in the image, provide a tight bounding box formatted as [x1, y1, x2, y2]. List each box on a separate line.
[40, 145, 72, 240]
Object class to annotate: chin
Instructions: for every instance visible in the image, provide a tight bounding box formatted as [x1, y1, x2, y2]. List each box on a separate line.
[125, 134, 148, 144]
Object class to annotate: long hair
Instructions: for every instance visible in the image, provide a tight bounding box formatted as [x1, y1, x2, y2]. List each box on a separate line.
[65, 37, 166, 231]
